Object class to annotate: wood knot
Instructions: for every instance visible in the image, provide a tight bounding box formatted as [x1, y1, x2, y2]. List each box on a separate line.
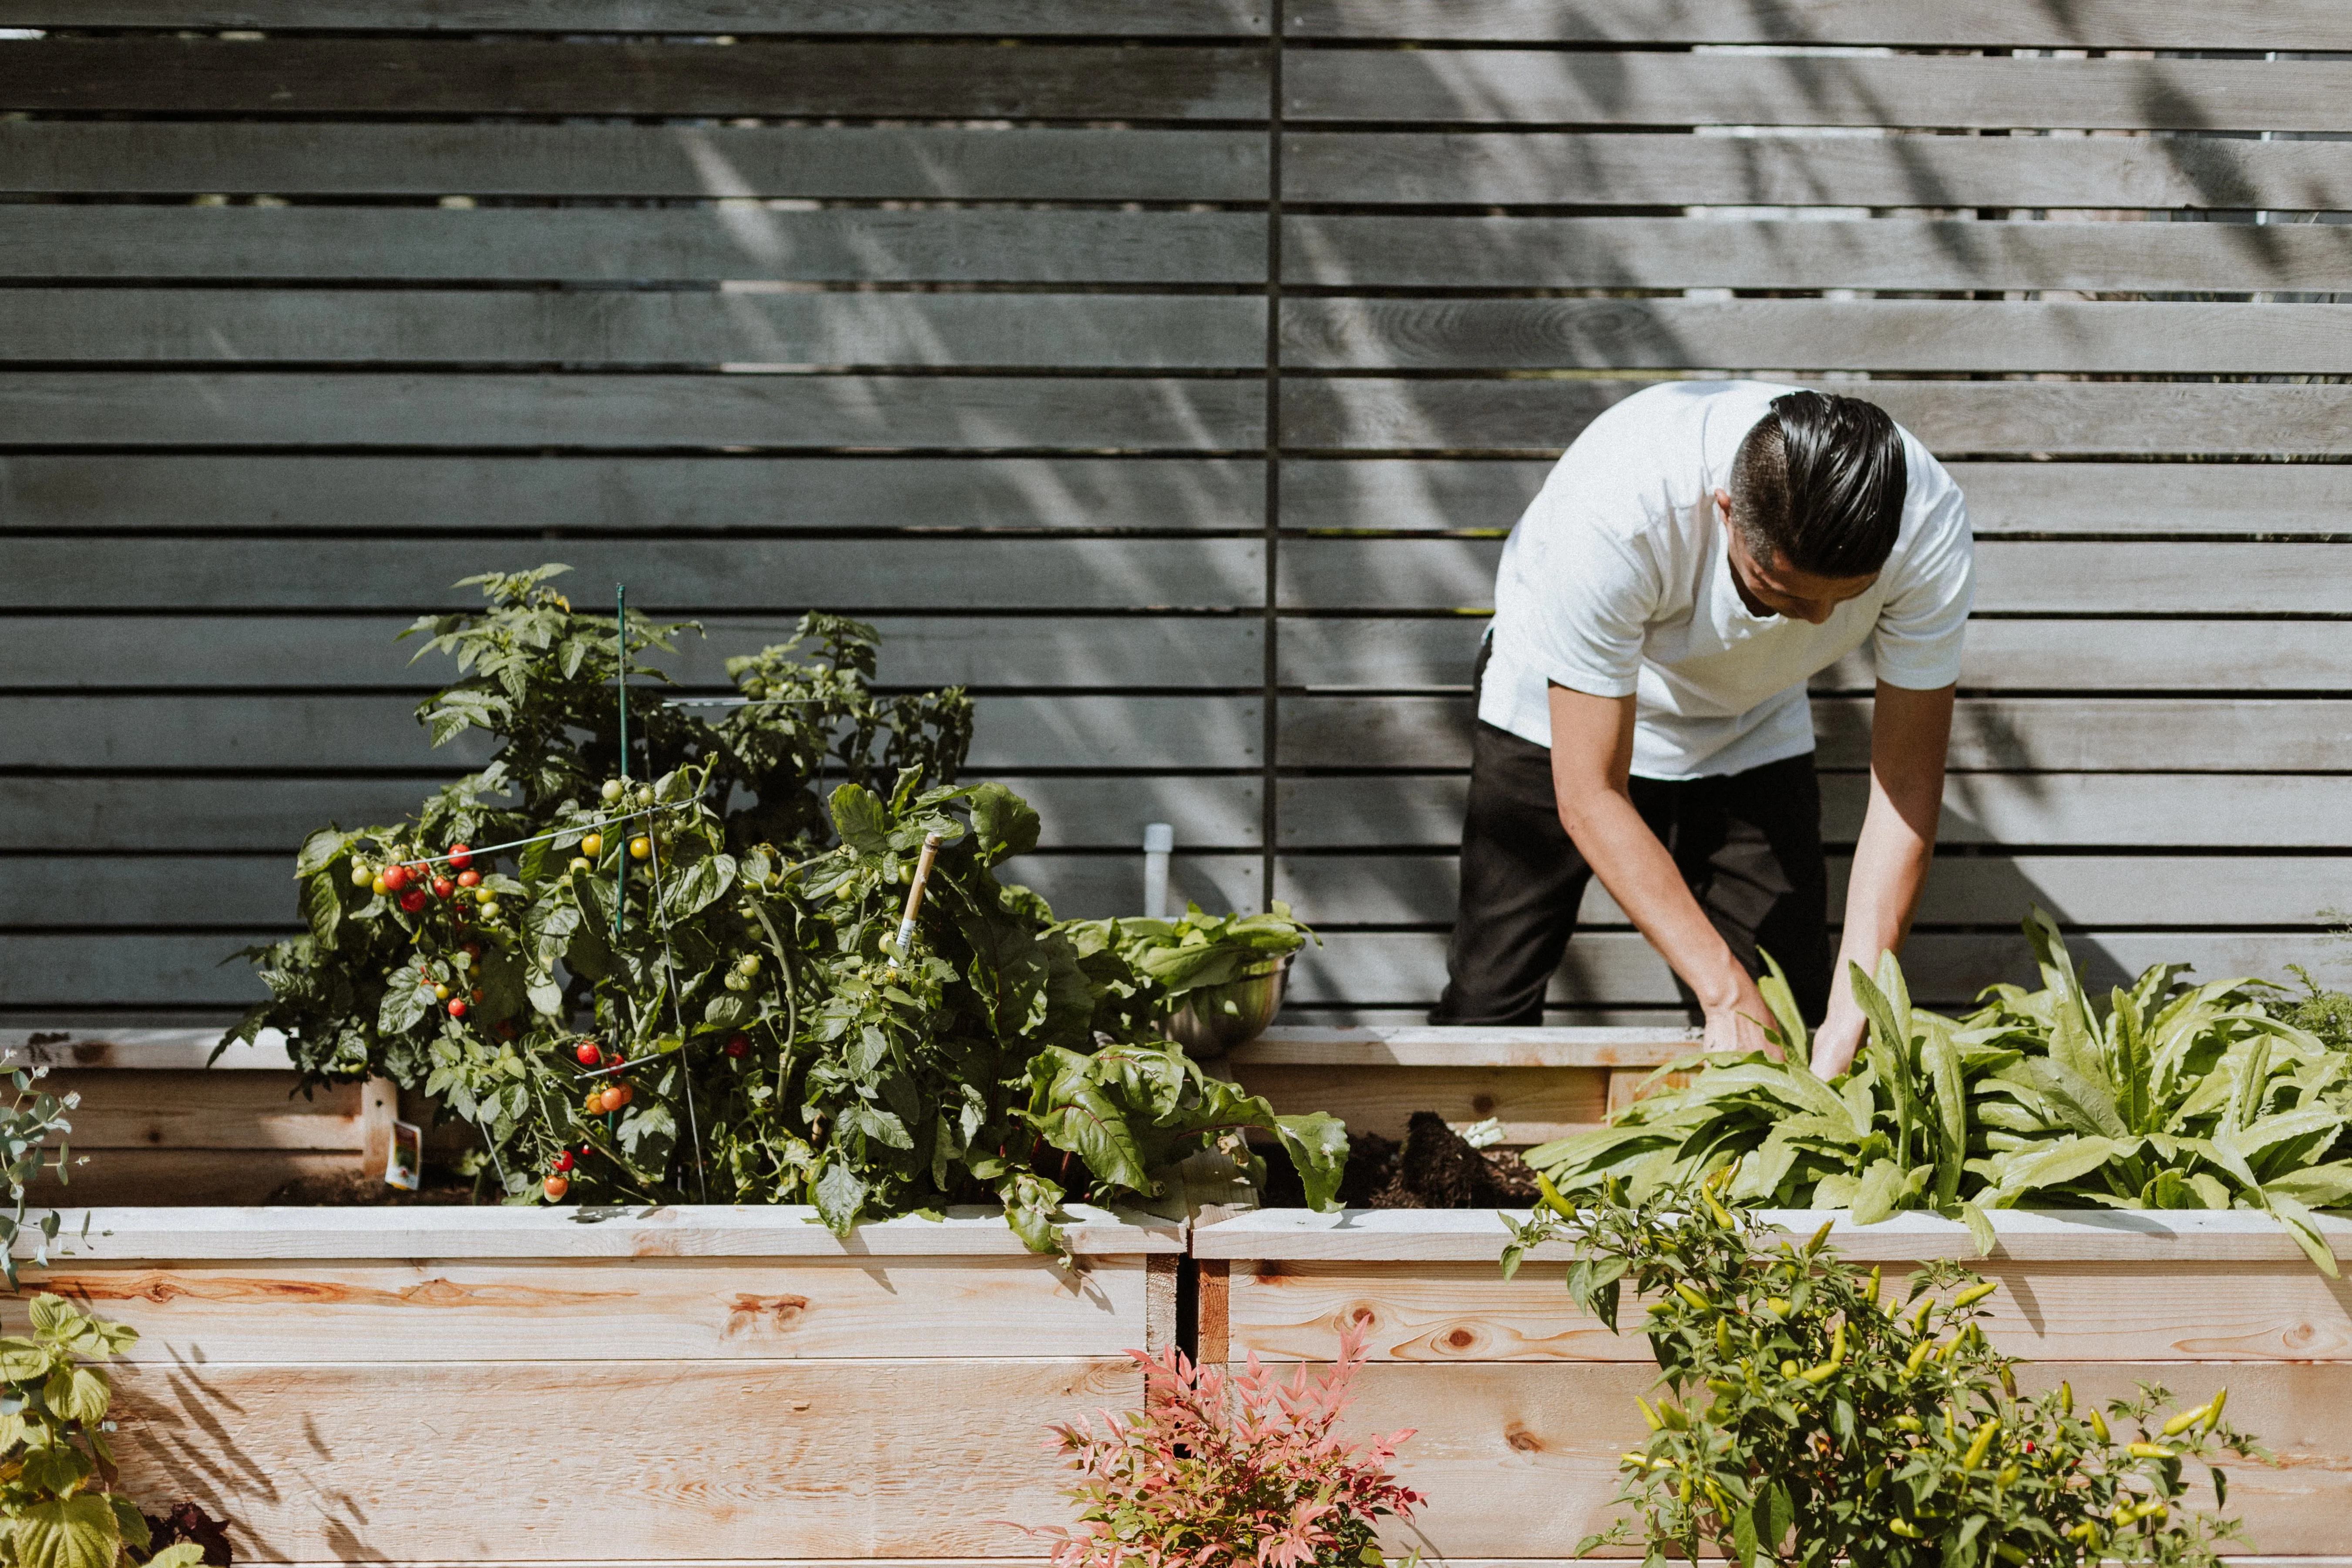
[1443, 1327, 1478, 1351]
[1471, 1095, 1496, 1115]
[1504, 1422, 1543, 1454]
[726, 1293, 812, 1336]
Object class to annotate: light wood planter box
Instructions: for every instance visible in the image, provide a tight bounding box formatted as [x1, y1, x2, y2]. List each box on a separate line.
[13, 1204, 1180, 1565]
[1194, 1207, 2352, 1565]
[1226, 1027, 1697, 1146]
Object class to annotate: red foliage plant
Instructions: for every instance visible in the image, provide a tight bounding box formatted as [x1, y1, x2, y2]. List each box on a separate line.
[1030, 1323, 1424, 1568]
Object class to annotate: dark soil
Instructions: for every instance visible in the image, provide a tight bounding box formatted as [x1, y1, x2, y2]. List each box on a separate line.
[1255, 1111, 1541, 1209]
[262, 1168, 479, 1206]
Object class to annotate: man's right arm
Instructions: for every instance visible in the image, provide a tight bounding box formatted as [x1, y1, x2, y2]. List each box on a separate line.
[1546, 682, 1772, 1054]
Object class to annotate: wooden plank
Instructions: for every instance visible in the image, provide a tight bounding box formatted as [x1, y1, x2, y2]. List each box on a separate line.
[0, 123, 1267, 201]
[0, 454, 1265, 534]
[0, 372, 1264, 452]
[2, 1029, 292, 1071]
[1287, 616, 2352, 692]
[4, 290, 1267, 369]
[1235, 1027, 1693, 1068]
[1288, 0, 2346, 46]
[1283, 130, 2352, 210]
[1275, 853, 2352, 930]
[13, 1203, 1181, 1259]
[0, 772, 1265, 853]
[18, 1256, 1157, 1362]
[0, 206, 1266, 285]
[1279, 537, 2352, 613]
[1283, 212, 2352, 294]
[1281, 378, 2352, 457]
[0, 537, 1266, 611]
[1225, 1258, 2352, 1363]
[1226, 1062, 1609, 1144]
[43, 1071, 360, 1152]
[1286, 53, 2352, 133]
[0, 38, 1269, 120]
[0, 1, 1269, 33]
[0, 694, 1262, 771]
[1278, 695, 2352, 773]
[1281, 459, 2352, 540]
[3, 613, 1263, 690]
[97, 1357, 1134, 1561]
[1282, 298, 2352, 376]
[1283, 772, 2352, 849]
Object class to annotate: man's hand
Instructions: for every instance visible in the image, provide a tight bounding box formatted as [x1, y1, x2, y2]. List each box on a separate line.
[1707, 981, 1775, 1056]
[1810, 993, 1868, 1078]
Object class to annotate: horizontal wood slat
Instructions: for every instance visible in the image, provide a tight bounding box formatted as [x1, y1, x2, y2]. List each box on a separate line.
[1283, 131, 2352, 209]
[0, 1, 1269, 33]
[0, 454, 1266, 533]
[0, 123, 1267, 200]
[1282, 298, 2352, 376]
[1281, 379, 2352, 457]
[0, 208, 1268, 285]
[1278, 538, 2352, 614]
[0, 372, 1264, 451]
[1279, 459, 2352, 539]
[1277, 695, 2352, 773]
[1227, 1061, 1609, 1145]
[0, 38, 1270, 120]
[1286, 53, 2352, 133]
[1279, 774, 2352, 849]
[2, 774, 1266, 854]
[4, 290, 1266, 369]
[8, 614, 1265, 690]
[1285, 0, 2349, 47]
[1274, 852, 2352, 931]
[0, 694, 1263, 771]
[1283, 214, 2352, 294]
[1284, 617, 2352, 693]
[44, 1071, 360, 1152]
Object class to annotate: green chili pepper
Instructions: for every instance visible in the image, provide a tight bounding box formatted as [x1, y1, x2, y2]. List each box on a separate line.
[1953, 1280, 1999, 1309]
[2089, 1407, 2110, 1443]
[1673, 1281, 1710, 1312]
[2127, 1442, 2175, 1460]
[1963, 1418, 1999, 1470]
[1535, 1172, 1576, 1219]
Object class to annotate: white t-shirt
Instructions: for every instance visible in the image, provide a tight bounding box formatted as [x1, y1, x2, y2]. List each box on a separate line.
[1480, 380, 1974, 781]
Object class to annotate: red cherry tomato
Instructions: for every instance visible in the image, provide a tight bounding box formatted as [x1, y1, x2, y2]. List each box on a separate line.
[448, 999, 468, 1019]
[543, 1174, 569, 1202]
[575, 1041, 601, 1066]
[448, 844, 474, 871]
[554, 1149, 575, 1173]
[456, 869, 481, 889]
[725, 1034, 750, 1060]
[398, 888, 429, 914]
[381, 864, 410, 893]
[432, 877, 455, 899]
[463, 940, 483, 958]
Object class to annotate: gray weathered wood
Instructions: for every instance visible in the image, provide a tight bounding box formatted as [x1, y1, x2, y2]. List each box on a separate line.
[0, 123, 1265, 201]
[6, 290, 1265, 370]
[1278, 537, 2352, 614]
[0, 207, 1267, 285]
[1278, 774, 2352, 849]
[1274, 852, 2352, 931]
[0, 455, 1265, 533]
[0, 1, 1268, 33]
[1287, 0, 2349, 47]
[1282, 298, 2352, 376]
[1283, 131, 2352, 210]
[3, 773, 1262, 854]
[1280, 459, 2352, 539]
[1288, 930, 2347, 1008]
[0, 851, 1264, 928]
[1282, 213, 2352, 294]
[0, 38, 1269, 120]
[1287, 52, 2352, 133]
[1277, 695, 2352, 773]
[0, 373, 1264, 451]
[0, 694, 1261, 772]
[0, 537, 1265, 611]
[1280, 615, 2352, 694]
[1281, 378, 2352, 457]
[6, 614, 1261, 690]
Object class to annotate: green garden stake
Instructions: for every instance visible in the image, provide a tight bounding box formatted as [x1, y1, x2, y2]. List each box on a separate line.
[615, 583, 628, 938]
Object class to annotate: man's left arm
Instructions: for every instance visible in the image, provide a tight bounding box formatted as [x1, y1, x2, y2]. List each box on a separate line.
[1810, 679, 1955, 1076]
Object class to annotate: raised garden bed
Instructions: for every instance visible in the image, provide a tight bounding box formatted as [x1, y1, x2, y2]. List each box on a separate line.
[1193, 1207, 2352, 1564]
[13, 1203, 1178, 1563]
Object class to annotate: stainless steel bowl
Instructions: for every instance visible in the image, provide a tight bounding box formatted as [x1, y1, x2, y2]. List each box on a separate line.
[1160, 954, 1290, 1058]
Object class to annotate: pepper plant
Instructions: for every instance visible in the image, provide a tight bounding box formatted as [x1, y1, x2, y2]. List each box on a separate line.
[1504, 1175, 2261, 1566]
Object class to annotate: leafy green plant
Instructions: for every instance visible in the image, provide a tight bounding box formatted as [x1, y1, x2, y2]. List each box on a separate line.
[1504, 1176, 2260, 1567]
[225, 565, 1345, 1244]
[0, 1294, 214, 1567]
[0, 1061, 79, 1290]
[1030, 1323, 1422, 1568]
[1529, 910, 2352, 1272]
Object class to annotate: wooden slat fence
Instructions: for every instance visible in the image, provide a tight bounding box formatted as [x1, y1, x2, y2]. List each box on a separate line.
[0, 4, 2345, 1029]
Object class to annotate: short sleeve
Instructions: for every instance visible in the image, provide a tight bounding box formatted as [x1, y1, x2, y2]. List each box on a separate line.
[1492, 516, 1658, 700]
[1871, 475, 1973, 690]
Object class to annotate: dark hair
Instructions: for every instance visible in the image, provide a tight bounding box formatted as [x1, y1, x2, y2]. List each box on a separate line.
[1728, 390, 1907, 578]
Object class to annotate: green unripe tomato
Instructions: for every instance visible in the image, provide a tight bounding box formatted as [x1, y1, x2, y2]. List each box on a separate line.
[600, 779, 624, 803]
[737, 954, 761, 977]
[351, 863, 374, 888]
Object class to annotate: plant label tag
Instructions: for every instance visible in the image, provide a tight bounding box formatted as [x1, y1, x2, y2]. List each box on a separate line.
[384, 1119, 423, 1191]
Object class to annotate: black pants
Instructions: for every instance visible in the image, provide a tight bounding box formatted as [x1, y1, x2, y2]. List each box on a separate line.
[1431, 657, 1831, 1027]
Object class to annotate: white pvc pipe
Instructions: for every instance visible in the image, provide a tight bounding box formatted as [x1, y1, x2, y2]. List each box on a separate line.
[1142, 822, 1173, 919]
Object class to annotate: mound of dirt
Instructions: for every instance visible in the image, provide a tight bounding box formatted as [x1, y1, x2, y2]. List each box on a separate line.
[1256, 1111, 1541, 1210]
